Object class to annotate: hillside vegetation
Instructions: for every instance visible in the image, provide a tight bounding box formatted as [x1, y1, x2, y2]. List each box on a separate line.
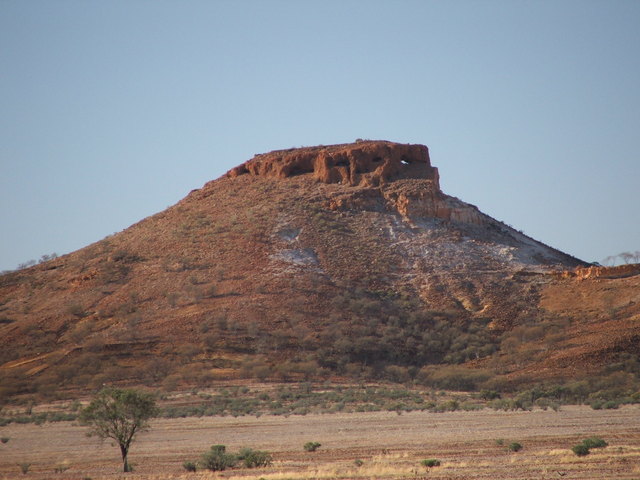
[1, 141, 639, 403]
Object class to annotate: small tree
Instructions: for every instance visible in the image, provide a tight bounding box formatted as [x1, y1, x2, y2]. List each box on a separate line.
[79, 387, 158, 472]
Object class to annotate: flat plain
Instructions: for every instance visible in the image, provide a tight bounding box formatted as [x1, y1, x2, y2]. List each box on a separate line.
[1, 405, 639, 479]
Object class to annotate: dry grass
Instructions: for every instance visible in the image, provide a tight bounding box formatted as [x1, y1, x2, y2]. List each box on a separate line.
[1, 406, 639, 479]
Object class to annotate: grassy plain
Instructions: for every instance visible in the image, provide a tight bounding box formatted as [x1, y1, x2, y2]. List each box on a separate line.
[1, 405, 639, 479]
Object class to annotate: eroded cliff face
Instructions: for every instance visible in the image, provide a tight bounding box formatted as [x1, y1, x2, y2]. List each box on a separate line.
[227, 140, 488, 226]
[380, 179, 488, 226]
[226, 140, 438, 188]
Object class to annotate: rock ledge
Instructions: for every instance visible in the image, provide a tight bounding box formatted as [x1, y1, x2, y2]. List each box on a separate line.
[226, 140, 439, 187]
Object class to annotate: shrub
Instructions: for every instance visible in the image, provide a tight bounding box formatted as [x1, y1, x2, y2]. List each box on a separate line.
[201, 445, 237, 471]
[582, 437, 608, 449]
[54, 461, 70, 473]
[354, 459, 364, 467]
[1, 437, 9, 444]
[572, 444, 590, 456]
[589, 399, 604, 410]
[421, 459, 441, 467]
[183, 461, 197, 472]
[508, 442, 523, 452]
[304, 441, 321, 452]
[480, 390, 500, 400]
[18, 462, 31, 474]
[571, 436, 608, 457]
[238, 448, 273, 468]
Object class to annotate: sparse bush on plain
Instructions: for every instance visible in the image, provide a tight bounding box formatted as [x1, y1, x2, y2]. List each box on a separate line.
[572, 444, 590, 456]
[480, 390, 500, 400]
[304, 441, 321, 452]
[582, 437, 608, 449]
[18, 462, 31, 474]
[238, 447, 273, 468]
[1, 436, 9, 443]
[489, 398, 532, 411]
[508, 442, 523, 452]
[199, 445, 272, 471]
[572, 436, 608, 457]
[200, 445, 237, 471]
[182, 460, 197, 472]
[421, 459, 441, 467]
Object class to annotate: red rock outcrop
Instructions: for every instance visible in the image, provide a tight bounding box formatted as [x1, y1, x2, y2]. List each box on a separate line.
[227, 140, 495, 227]
[381, 179, 488, 226]
[556, 263, 640, 280]
[226, 140, 438, 187]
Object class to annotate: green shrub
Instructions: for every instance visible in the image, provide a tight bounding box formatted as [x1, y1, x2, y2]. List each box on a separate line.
[508, 442, 523, 452]
[200, 445, 237, 471]
[589, 399, 604, 410]
[421, 459, 441, 467]
[582, 437, 608, 449]
[495, 439, 504, 446]
[210, 444, 227, 454]
[182, 461, 197, 472]
[18, 462, 31, 474]
[304, 441, 321, 452]
[572, 444, 590, 456]
[489, 398, 532, 411]
[237, 448, 272, 468]
[571, 436, 608, 457]
[481, 390, 501, 400]
[354, 459, 364, 467]
[1, 437, 9, 444]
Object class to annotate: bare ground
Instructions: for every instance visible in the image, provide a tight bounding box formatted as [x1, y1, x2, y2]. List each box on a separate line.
[1, 405, 639, 479]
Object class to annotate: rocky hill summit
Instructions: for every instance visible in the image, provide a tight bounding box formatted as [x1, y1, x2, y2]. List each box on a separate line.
[226, 141, 437, 186]
[223, 140, 582, 269]
[1, 141, 638, 401]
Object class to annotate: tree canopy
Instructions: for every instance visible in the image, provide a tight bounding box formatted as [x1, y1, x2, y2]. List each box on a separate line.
[79, 387, 158, 472]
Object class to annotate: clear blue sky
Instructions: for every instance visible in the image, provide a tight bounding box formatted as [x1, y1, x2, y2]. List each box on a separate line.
[2, 0, 639, 271]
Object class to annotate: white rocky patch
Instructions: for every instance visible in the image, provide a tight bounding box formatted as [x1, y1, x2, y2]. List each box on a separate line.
[272, 248, 319, 266]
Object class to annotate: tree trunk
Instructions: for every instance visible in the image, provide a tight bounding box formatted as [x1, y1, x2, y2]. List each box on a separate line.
[120, 444, 131, 472]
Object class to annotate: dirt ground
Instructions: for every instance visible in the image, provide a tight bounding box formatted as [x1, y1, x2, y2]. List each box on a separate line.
[1, 405, 639, 479]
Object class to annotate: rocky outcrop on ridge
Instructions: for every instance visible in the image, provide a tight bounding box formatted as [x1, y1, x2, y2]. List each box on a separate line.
[226, 140, 439, 187]
[557, 263, 640, 280]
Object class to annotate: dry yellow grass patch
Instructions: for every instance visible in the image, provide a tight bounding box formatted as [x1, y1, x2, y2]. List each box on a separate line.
[226, 455, 421, 480]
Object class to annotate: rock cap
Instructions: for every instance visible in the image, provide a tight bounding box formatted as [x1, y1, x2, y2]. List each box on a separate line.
[226, 140, 439, 187]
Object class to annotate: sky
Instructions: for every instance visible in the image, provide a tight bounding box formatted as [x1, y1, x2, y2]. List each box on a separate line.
[1, 0, 639, 271]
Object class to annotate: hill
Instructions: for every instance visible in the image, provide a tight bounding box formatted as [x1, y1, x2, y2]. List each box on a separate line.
[1, 140, 639, 401]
